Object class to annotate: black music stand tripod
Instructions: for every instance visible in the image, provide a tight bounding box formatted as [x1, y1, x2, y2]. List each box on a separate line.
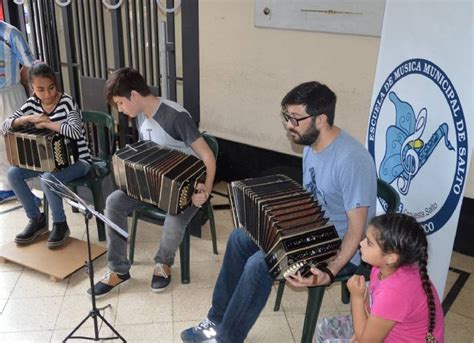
[40, 176, 127, 342]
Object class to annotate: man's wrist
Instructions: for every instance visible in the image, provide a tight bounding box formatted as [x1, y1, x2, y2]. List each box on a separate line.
[319, 265, 336, 285]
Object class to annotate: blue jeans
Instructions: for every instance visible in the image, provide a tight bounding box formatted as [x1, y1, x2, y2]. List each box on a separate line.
[105, 189, 199, 274]
[208, 228, 274, 343]
[7, 160, 90, 223]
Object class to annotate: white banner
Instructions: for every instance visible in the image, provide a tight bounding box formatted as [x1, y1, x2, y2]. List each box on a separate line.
[367, 0, 473, 297]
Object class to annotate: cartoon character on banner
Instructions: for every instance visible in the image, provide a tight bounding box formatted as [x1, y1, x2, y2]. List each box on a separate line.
[379, 92, 454, 208]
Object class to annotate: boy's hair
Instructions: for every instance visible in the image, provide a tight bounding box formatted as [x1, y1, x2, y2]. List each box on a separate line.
[28, 61, 58, 87]
[281, 81, 337, 125]
[104, 67, 151, 104]
[370, 213, 437, 340]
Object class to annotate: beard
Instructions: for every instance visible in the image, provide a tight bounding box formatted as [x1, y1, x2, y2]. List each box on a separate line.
[290, 125, 320, 146]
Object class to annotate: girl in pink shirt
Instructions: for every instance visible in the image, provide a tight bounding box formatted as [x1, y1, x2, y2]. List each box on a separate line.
[348, 213, 444, 343]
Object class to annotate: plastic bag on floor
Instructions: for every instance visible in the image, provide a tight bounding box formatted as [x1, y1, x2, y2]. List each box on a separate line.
[314, 314, 354, 343]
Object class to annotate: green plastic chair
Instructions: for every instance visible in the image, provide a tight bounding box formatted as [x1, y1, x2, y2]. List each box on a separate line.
[44, 110, 115, 242]
[273, 178, 400, 343]
[128, 132, 219, 284]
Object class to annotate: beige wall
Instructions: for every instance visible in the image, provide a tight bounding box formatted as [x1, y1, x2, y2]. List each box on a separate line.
[197, 0, 474, 197]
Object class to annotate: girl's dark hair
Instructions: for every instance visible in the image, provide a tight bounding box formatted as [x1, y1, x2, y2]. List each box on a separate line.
[28, 61, 58, 87]
[370, 213, 436, 342]
[104, 67, 151, 105]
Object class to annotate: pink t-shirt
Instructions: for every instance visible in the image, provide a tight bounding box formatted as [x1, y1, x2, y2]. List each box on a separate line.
[369, 265, 444, 343]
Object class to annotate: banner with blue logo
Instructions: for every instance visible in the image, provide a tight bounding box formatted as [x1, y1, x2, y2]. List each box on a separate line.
[367, 0, 473, 297]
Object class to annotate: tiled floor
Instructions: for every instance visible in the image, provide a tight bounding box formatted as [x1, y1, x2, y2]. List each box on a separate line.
[0, 185, 473, 342]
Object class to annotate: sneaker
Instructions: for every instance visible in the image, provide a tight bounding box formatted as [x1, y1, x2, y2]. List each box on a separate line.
[47, 221, 70, 248]
[151, 263, 171, 292]
[15, 213, 48, 244]
[0, 190, 16, 204]
[87, 270, 131, 299]
[181, 318, 218, 342]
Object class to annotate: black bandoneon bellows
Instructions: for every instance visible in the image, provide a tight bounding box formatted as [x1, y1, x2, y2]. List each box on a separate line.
[4, 128, 79, 172]
[228, 175, 341, 280]
[112, 141, 206, 215]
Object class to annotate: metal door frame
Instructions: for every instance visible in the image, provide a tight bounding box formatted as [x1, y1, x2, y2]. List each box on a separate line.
[4, 0, 201, 148]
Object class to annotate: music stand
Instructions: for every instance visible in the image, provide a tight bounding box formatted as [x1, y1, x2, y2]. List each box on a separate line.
[39, 175, 128, 342]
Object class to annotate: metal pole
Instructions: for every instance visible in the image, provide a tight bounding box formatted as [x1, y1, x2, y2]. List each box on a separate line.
[159, 21, 168, 99]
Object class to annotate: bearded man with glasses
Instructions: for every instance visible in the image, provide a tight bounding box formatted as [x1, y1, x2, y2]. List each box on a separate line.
[181, 81, 377, 343]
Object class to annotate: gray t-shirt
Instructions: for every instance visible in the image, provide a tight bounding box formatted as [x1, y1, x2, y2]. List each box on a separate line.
[136, 98, 201, 156]
[302, 130, 377, 266]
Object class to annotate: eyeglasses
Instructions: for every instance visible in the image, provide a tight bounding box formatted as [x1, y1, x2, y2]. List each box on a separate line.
[281, 111, 313, 127]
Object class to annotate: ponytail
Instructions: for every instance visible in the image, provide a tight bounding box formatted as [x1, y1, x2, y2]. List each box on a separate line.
[419, 248, 436, 342]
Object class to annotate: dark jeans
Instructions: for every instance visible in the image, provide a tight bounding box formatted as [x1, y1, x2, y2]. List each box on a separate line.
[207, 229, 366, 342]
[7, 160, 90, 223]
[207, 228, 274, 343]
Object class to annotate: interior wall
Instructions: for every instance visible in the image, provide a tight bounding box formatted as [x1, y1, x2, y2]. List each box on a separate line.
[198, 0, 379, 155]
[197, 0, 473, 198]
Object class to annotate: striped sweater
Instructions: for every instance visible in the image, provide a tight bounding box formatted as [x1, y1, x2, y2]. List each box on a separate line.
[2, 93, 92, 162]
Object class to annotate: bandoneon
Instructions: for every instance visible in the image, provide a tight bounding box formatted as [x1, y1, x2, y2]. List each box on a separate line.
[4, 128, 79, 172]
[228, 174, 341, 280]
[112, 140, 206, 215]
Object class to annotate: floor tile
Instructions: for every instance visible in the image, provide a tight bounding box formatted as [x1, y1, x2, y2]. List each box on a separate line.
[172, 261, 220, 291]
[109, 323, 173, 342]
[9, 269, 67, 298]
[0, 260, 23, 272]
[55, 294, 118, 329]
[0, 330, 52, 342]
[173, 288, 213, 322]
[247, 315, 295, 342]
[175, 236, 221, 264]
[450, 287, 474, 319]
[0, 297, 62, 332]
[115, 291, 172, 325]
[0, 298, 7, 314]
[445, 312, 474, 343]
[278, 283, 338, 317]
[450, 252, 474, 273]
[129, 241, 160, 265]
[325, 283, 351, 313]
[286, 314, 305, 343]
[464, 274, 474, 291]
[0, 271, 21, 298]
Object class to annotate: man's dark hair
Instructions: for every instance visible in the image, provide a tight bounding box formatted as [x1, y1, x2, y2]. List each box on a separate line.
[104, 67, 151, 104]
[281, 81, 337, 125]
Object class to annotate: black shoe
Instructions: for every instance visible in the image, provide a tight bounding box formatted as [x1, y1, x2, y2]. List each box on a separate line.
[15, 214, 48, 244]
[47, 221, 70, 248]
[87, 270, 131, 299]
[151, 263, 171, 292]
